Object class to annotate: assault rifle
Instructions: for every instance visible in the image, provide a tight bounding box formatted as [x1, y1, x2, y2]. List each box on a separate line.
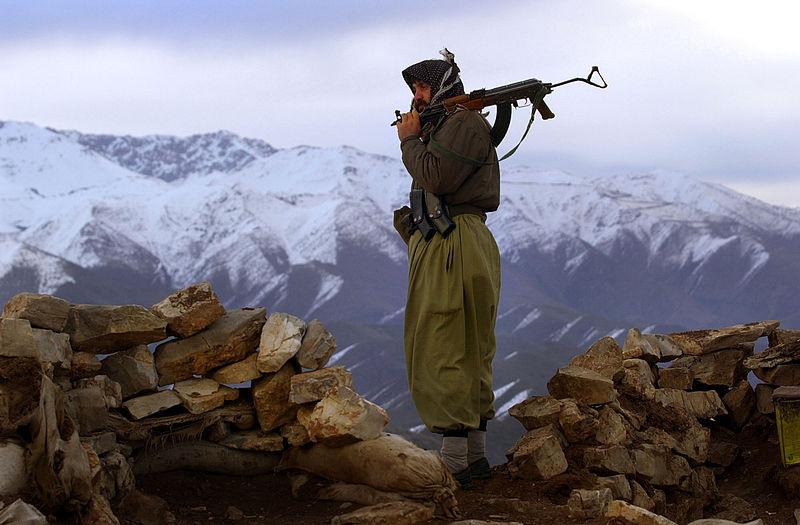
[392, 66, 607, 154]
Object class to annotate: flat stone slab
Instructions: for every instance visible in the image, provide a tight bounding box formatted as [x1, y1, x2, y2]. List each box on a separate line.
[744, 338, 800, 370]
[755, 383, 775, 414]
[76, 375, 122, 408]
[174, 379, 239, 414]
[632, 444, 692, 486]
[507, 424, 568, 480]
[671, 346, 751, 388]
[0, 318, 38, 359]
[623, 359, 656, 388]
[605, 500, 678, 525]
[722, 380, 755, 428]
[289, 366, 353, 404]
[298, 386, 389, 447]
[584, 445, 635, 475]
[331, 501, 434, 525]
[570, 336, 623, 380]
[508, 395, 563, 431]
[122, 390, 181, 420]
[753, 364, 800, 386]
[669, 321, 779, 356]
[65, 385, 108, 435]
[2, 292, 70, 332]
[155, 307, 266, 386]
[257, 313, 306, 373]
[211, 353, 261, 384]
[568, 488, 613, 519]
[296, 319, 336, 371]
[252, 362, 298, 431]
[101, 345, 158, 399]
[70, 352, 102, 380]
[548, 365, 617, 405]
[768, 328, 800, 347]
[658, 367, 692, 390]
[150, 281, 226, 338]
[654, 389, 728, 419]
[558, 400, 599, 444]
[219, 430, 284, 452]
[65, 304, 167, 354]
[280, 422, 311, 447]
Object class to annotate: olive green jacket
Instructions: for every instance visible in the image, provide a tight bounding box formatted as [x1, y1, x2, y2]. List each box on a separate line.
[400, 109, 500, 215]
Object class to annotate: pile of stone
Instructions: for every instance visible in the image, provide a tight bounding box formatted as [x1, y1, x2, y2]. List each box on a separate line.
[506, 320, 796, 524]
[0, 281, 390, 523]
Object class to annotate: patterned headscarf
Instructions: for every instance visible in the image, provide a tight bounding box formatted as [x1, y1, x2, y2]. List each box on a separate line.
[401, 48, 464, 106]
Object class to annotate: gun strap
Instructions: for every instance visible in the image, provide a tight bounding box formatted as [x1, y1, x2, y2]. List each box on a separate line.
[427, 85, 550, 166]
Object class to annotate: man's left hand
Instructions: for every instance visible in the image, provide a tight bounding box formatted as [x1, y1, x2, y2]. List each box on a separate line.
[396, 110, 421, 141]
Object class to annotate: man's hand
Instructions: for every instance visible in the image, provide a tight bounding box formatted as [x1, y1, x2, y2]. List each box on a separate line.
[396, 110, 421, 141]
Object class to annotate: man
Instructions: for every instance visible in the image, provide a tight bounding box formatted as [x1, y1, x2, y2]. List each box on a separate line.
[393, 51, 501, 488]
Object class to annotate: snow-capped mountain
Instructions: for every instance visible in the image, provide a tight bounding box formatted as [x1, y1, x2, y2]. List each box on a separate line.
[2, 119, 799, 461]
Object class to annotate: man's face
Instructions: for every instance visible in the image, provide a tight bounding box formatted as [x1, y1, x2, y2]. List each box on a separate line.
[412, 80, 432, 112]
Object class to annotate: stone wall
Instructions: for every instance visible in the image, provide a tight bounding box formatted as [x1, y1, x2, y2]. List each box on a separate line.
[506, 321, 800, 523]
[0, 282, 392, 523]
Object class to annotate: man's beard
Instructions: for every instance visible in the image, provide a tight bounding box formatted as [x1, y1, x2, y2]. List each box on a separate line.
[413, 99, 428, 112]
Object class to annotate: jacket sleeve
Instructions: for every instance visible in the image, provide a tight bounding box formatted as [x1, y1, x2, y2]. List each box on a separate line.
[400, 112, 490, 195]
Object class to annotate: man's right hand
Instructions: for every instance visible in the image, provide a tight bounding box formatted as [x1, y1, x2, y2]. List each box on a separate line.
[396, 110, 421, 141]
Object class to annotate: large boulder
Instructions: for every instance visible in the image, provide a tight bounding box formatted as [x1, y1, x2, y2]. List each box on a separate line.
[570, 336, 624, 380]
[252, 362, 299, 431]
[64, 304, 167, 354]
[297, 386, 389, 446]
[296, 319, 337, 371]
[669, 321, 779, 356]
[289, 366, 353, 404]
[155, 307, 266, 386]
[658, 366, 692, 390]
[257, 312, 306, 373]
[548, 365, 617, 405]
[508, 395, 563, 430]
[102, 345, 158, 399]
[150, 281, 226, 338]
[2, 292, 70, 332]
[506, 424, 568, 480]
[0, 318, 38, 359]
[623, 329, 682, 363]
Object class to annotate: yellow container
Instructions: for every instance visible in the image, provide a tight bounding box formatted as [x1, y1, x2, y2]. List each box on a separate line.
[773, 386, 800, 467]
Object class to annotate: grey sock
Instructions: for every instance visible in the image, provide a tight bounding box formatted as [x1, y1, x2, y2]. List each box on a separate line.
[467, 430, 486, 464]
[440, 436, 468, 474]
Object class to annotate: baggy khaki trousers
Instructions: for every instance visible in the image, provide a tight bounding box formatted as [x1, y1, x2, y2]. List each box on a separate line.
[404, 214, 501, 433]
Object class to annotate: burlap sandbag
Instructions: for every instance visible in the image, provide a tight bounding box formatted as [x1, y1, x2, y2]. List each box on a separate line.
[278, 433, 460, 518]
[28, 375, 93, 511]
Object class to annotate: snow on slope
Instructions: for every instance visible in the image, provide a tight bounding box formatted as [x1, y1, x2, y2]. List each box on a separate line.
[2, 119, 800, 305]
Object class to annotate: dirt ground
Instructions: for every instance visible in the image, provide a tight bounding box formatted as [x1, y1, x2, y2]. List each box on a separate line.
[132, 424, 799, 525]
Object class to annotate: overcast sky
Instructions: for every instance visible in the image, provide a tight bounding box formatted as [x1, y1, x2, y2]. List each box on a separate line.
[1, 0, 798, 207]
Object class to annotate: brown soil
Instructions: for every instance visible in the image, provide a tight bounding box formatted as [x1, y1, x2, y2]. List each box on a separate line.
[134, 466, 607, 525]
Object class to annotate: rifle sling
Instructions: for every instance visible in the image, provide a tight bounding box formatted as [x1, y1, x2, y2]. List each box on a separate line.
[427, 85, 550, 166]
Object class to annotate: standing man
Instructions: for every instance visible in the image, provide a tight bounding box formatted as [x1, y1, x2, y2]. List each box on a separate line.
[393, 50, 501, 488]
